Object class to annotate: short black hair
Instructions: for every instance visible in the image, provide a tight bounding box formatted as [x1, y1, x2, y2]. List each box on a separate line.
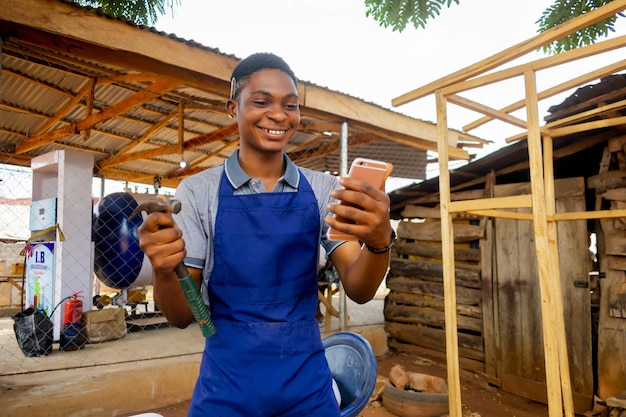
[230, 52, 298, 100]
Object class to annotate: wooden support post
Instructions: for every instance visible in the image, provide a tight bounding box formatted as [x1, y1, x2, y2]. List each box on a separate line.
[543, 134, 575, 417]
[524, 70, 564, 417]
[436, 89, 463, 417]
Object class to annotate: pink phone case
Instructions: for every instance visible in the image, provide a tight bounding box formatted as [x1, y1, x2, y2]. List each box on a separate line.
[326, 158, 392, 241]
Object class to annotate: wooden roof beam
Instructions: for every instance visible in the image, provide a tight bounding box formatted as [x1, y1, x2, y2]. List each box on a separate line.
[447, 94, 532, 131]
[98, 123, 238, 169]
[464, 59, 626, 132]
[99, 111, 180, 169]
[444, 35, 626, 98]
[15, 77, 180, 154]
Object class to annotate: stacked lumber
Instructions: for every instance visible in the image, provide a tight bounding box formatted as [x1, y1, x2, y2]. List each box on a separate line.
[385, 207, 485, 371]
[587, 135, 626, 400]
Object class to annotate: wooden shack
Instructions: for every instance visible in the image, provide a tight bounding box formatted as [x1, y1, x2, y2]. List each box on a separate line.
[387, 73, 626, 413]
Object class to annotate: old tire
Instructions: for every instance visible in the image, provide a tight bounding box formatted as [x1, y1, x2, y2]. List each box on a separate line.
[382, 380, 448, 417]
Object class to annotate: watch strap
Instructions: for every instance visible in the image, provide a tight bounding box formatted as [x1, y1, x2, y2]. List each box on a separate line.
[364, 229, 397, 254]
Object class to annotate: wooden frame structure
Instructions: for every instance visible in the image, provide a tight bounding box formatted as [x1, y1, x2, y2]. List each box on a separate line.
[392, 2, 626, 417]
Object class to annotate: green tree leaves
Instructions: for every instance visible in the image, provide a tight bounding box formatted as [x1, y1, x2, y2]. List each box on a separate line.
[364, 0, 624, 54]
[536, 0, 623, 53]
[74, 0, 179, 26]
[364, 0, 460, 32]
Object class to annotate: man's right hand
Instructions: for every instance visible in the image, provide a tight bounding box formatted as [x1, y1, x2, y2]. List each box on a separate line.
[137, 211, 186, 276]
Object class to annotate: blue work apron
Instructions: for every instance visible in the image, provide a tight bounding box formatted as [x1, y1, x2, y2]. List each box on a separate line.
[188, 172, 340, 417]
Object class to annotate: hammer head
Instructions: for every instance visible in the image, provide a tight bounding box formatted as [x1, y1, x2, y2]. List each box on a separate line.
[129, 199, 182, 221]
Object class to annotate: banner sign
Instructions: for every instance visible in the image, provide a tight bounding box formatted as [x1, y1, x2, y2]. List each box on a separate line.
[24, 242, 55, 316]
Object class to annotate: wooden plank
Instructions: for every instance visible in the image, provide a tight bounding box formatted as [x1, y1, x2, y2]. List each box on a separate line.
[397, 178, 584, 207]
[549, 115, 626, 138]
[481, 174, 499, 379]
[388, 339, 485, 373]
[464, 58, 626, 132]
[384, 303, 483, 333]
[501, 373, 592, 415]
[553, 208, 626, 221]
[386, 291, 482, 318]
[608, 255, 626, 271]
[525, 70, 566, 417]
[447, 94, 530, 130]
[517, 206, 545, 383]
[604, 232, 626, 256]
[608, 134, 626, 153]
[436, 83, 463, 417]
[6, 277, 23, 291]
[587, 170, 626, 193]
[386, 276, 482, 305]
[547, 86, 626, 122]
[543, 135, 574, 417]
[390, 258, 481, 289]
[464, 209, 533, 221]
[603, 187, 626, 201]
[480, 217, 498, 379]
[546, 99, 626, 129]
[448, 195, 532, 213]
[609, 282, 626, 319]
[386, 321, 484, 361]
[401, 205, 481, 219]
[395, 240, 481, 262]
[597, 257, 626, 399]
[494, 178, 585, 198]
[401, 205, 442, 219]
[555, 195, 593, 396]
[453, 38, 626, 106]
[494, 215, 524, 378]
[596, 147, 613, 210]
[397, 221, 483, 242]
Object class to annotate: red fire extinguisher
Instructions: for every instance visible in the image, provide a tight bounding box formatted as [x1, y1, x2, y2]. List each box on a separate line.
[63, 291, 83, 325]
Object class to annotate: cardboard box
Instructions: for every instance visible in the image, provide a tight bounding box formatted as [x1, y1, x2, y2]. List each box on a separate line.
[83, 308, 127, 343]
[128, 289, 146, 303]
[9, 263, 24, 276]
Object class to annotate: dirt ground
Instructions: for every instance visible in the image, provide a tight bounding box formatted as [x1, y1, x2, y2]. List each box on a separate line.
[129, 350, 551, 417]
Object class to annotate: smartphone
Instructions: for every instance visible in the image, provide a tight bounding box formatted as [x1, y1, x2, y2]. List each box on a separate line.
[326, 158, 393, 241]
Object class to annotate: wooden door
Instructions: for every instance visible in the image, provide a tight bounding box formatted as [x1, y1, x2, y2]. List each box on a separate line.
[493, 178, 593, 413]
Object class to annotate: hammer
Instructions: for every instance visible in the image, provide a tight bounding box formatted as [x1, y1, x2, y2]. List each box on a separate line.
[131, 199, 216, 338]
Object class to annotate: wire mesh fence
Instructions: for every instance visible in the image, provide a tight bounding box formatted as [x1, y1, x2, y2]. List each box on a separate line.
[0, 157, 371, 372]
[0, 163, 178, 369]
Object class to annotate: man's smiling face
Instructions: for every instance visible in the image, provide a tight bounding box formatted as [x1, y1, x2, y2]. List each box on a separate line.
[232, 68, 300, 155]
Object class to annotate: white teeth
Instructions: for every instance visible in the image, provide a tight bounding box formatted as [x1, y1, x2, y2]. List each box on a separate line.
[264, 128, 286, 135]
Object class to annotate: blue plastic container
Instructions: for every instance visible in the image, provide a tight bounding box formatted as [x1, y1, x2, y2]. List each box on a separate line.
[59, 323, 87, 351]
[323, 332, 377, 417]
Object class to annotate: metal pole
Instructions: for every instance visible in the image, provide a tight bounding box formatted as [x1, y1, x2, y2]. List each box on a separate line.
[339, 121, 348, 330]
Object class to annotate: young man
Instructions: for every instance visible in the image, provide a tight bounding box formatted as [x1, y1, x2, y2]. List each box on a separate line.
[138, 52, 394, 416]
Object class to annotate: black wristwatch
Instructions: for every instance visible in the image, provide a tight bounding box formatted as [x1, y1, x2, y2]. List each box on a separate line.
[364, 230, 397, 254]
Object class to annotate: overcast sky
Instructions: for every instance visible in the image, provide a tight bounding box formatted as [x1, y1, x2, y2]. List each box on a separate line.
[155, 0, 625, 166]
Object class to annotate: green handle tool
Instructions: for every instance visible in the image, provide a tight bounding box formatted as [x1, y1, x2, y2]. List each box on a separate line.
[175, 263, 216, 337]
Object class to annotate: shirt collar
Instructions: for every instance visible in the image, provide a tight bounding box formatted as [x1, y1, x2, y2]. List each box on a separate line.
[224, 150, 300, 189]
